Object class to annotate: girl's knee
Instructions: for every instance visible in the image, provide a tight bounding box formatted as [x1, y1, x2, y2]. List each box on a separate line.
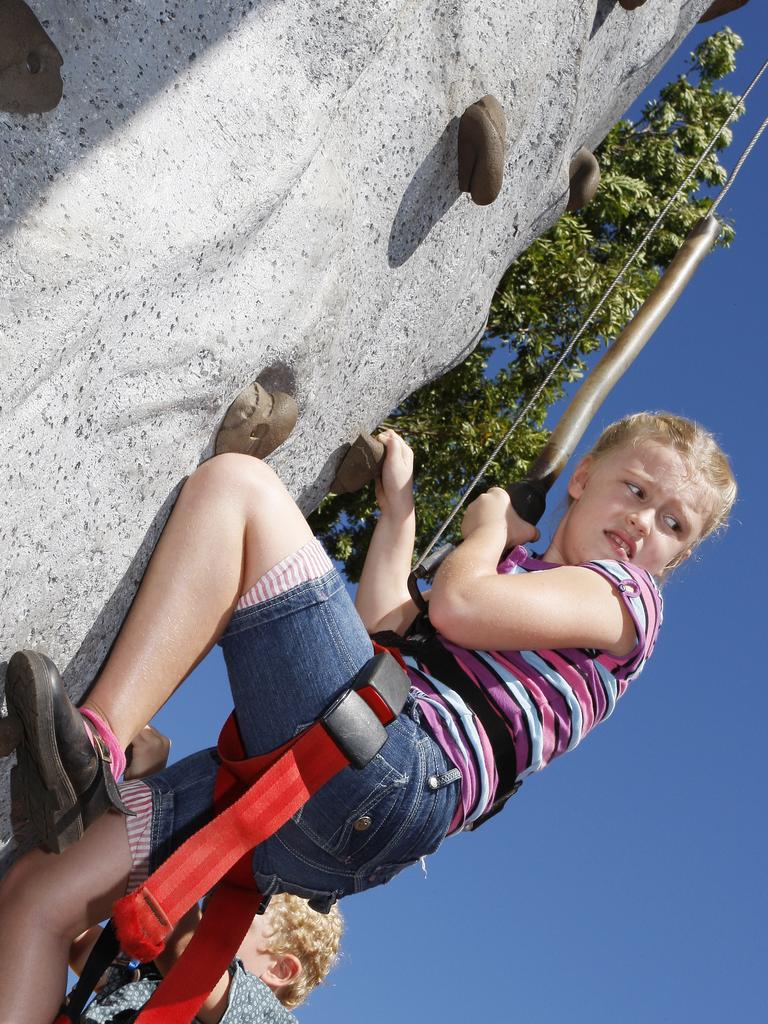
[181, 455, 285, 521]
[188, 452, 280, 496]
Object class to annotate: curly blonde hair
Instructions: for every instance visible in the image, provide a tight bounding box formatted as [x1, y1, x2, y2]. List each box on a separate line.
[264, 894, 344, 1009]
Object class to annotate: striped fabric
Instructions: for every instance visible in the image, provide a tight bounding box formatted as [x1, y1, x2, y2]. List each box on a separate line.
[408, 547, 663, 831]
[236, 538, 333, 609]
[119, 779, 155, 893]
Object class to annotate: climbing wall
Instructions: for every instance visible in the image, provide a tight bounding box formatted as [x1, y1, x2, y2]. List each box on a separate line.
[0, 0, 719, 858]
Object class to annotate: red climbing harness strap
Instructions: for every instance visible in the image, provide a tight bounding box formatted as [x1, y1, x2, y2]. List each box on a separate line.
[106, 651, 407, 1024]
[114, 719, 349, 961]
[128, 883, 262, 1024]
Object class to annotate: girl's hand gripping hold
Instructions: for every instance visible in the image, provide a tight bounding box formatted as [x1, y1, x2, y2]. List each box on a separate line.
[374, 428, 415, 520]
[355, 430, 418, 635]
[460, 487, 541, 552]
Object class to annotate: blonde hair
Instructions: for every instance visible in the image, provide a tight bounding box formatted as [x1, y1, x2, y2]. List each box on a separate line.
[264, 894, 344, 1009]
[588, 411, 736, 562]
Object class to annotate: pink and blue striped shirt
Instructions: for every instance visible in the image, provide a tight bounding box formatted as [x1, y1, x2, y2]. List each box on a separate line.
[405, 547, 663, 831]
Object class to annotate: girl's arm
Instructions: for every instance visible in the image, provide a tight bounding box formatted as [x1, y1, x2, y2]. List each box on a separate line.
[355, 430, 420, 635]
[429, 488, 637, 655]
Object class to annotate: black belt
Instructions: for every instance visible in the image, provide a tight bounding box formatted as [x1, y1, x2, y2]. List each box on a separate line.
[371, 626, 521, 830]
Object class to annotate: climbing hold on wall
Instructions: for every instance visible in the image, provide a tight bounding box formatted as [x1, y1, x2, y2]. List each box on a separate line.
[458, 95, 507, 206]
[215, 382, 298, 458]
[331, 433, 385, 494]
[699, 0, 750, 22]
[618, 0, 648, 9]
[566, 147, 601, 212]
[0, 0, 63, 115]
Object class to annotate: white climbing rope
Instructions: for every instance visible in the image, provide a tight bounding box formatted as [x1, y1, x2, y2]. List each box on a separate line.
[414, 54, 768, 569]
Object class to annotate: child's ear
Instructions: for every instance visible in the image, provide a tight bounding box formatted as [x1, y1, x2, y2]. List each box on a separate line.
[567, 456, 592, 501]
[262, 952, 302, 991]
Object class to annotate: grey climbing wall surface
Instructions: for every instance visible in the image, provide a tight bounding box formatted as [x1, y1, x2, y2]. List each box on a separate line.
[0, 0, 718, 858]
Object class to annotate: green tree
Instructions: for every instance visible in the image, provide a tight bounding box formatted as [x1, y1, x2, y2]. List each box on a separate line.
[310, 29, 743, 581]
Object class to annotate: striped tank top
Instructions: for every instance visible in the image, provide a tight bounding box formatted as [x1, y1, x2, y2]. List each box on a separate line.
[404, 546, 663, 831]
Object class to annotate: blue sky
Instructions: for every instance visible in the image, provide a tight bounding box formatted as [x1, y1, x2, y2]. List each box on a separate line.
[150, 7, 767, 1022]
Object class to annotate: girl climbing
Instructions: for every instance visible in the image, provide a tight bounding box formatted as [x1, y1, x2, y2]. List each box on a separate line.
[0, 412, 735, 1023]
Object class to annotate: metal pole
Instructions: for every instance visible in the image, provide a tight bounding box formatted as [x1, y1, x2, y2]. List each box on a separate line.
[524, 214, 722, 494]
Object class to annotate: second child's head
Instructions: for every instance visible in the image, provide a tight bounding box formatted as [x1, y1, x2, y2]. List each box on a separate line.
[236, 893, 344, 1009]
[545, 412, 736, 577]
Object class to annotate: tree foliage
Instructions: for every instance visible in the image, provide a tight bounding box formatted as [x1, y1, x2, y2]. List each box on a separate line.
[310, 29, 743, 581]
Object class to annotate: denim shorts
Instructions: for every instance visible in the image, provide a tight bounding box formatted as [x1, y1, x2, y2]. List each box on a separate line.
[139, 566, 459, 906]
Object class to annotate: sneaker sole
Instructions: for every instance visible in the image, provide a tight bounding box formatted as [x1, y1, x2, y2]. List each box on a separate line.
[6, 651, 84, 853]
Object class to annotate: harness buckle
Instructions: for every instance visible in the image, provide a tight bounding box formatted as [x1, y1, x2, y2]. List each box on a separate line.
[322, 652, 410, 770]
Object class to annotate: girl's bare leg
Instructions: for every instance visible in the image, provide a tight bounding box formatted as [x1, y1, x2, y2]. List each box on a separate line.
[0, 812, 131, 1023]
[82, 453, 314, 748]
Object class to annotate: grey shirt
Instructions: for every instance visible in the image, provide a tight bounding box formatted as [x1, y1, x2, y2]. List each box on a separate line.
[82, 961, 297, 1024]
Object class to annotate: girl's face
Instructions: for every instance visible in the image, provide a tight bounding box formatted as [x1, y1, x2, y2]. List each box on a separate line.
[545, 440, 709, 576]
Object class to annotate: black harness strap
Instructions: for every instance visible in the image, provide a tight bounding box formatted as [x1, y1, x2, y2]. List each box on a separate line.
[372, 626, 521, 829]
[56, 919, 121, 1022]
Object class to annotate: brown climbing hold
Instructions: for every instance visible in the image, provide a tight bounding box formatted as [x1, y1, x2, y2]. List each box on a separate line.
[330, 433, 385, 494]
[699, 0, 750, 22]
[0, 713, 23, 757]
[618, 0, 648, 9]
[458, 95, 507, 207]
[0, 0, 63, 115]
[215, 382, 298, 458]
[566, 147, 601, 213]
